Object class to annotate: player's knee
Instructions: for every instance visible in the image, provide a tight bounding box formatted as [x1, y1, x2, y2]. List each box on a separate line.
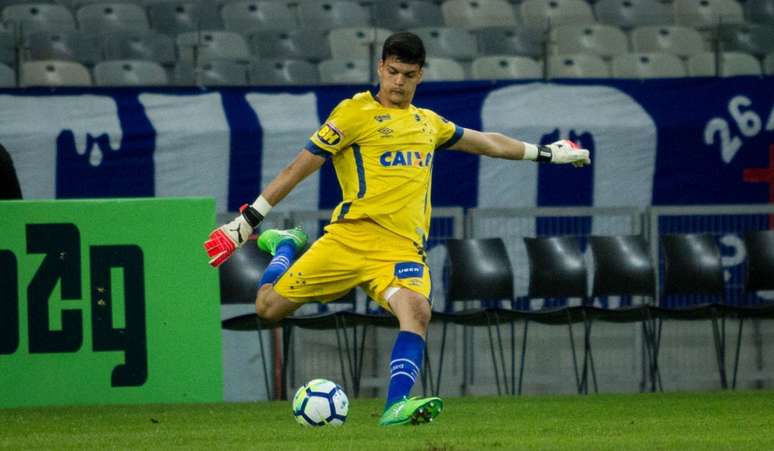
[255, 285, 280, 322]
[406, 292, 431, 330]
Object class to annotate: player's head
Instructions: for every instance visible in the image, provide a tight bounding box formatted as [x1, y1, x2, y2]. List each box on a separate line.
[377, 32, 425, 109]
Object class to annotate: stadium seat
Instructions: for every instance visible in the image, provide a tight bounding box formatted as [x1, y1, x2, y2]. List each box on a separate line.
[24, 30, 101, 65]
[21, 59, 92, 86]
[318, 57, 371, 84]
[0, 26, 17, 67]
[474, 26, 545, 57]
[673, 0, 745, 28]
[550, 24, 629, 59]
[519, 0, 595, 31]
[744, 0, 774, 25]
[76, 3, 150, 34]
[249, 30, 331, 62]
[421, 56, 466, 81]
[0, 61, 14, 86]
[594, 0, 674, 29]
[220, 0, 296, 34]
[328, 27, 392, 60]
[471, 55, 541, 80]
[409, 27, 477, 61]
[612, 52, 688, 78]
[441, 0, 518, 29]
[630, 25, 706, 58]
[177, 30, 251, 64]
[547, 53, 611, 78]
[432, 238, 518, 396]
[717, 24, 774, 57]
[2, 3, 76, 37]
[147, 1, 223, 36]
[249, 58, 319, 85]
[687, 51, 762, 76]
[765, 52, 774, 74]
[93, 59, 168, 86]
[102, 31, 176, 66]
[588, 235, 657, 391]
[297, 0, 370, 31]
[175, 59, 248, 86]
[372, 0, 444, 30]
[523, 236, 594, 394]
[657, 234, 729, 389]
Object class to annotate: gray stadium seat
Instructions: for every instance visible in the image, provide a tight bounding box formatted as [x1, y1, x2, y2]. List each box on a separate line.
[630, 25, 706, 58]
[611, 52, 688, 78]
[2, 3, 76, 36]
[420, 56, 466, 81]
[409, 27, 477, 61]
[441, 0, 518, 28]
[177, 30, 251, 63]
[249, 58, 319, 85]
[297, 1, 370, 31]
[147, 1, 222, 36]
[175, 59, 248, 86]
[318, 57, 370, 84]
[551, 24, 629, 59]
[249, 30, 330, 62]
[547, 53, 611, 78]
[594, 0, 674, 29]
[372, 1, 444, 30]
[0, 61, 14, 86]
[102, 31, 176, 66]
[0, 26, 14, 67]
[474, 26, 545, 57]
[471, 55, 541, 79]
[687, 51, 762, 76]
[93, 59, 169, 85]
[328, 27, 392, 59]
[76, 3, 150, 34]
[221, 1, 296, 34]
[519, 0, 595, 31]
[717, 24, 774, 57]
[24, 30, 101, 65]
[673, 0, 745, 28]
[765, 52, 774, 74]
[745, 0, 774, 25]
[21, 59, 92, 86]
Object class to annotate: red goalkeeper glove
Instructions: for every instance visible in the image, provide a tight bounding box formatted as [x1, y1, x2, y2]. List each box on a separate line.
[204, 204, 264, 267]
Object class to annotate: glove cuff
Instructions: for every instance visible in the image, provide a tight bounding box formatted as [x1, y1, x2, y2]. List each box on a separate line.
[536, 145, 552, 163]
[239, 204, 264, 228]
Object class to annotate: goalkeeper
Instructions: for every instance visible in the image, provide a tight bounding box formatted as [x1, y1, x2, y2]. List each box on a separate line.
[205, 31, 590, 426]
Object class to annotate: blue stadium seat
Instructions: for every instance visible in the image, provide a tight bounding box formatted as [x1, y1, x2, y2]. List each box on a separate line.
[147, 1, 223, 36]
[471, 55, 542, 80]
[372, 1, 444, 30]
[2, 3, 76, 37]
[421, 56, 466, 81]
[594, 0, 674, 29]
[611, 52, 688, 78]
[519, 0, 595, 31]
[474, 26, 544, 57]
[249, 30, 331, 62]
[318, 57, 371, 84]
[687, 51, 762, 77]
[221, 0, 297, 34]
[21, 59, 92, 86]
[551, 24, 629, 59]
[297, 1, 370, 31]
[673, 0, 745, 29]
[175, 59, 248, 86]
[25, 30, 101, 65]
[409, 27, 477, 61]
[441, 0, 518, 28]
[547, 53, 611, 78]
[177, 30, 251, 63]
[630, 25, 706, 58]
[328, 27, 392, 59]
[717, 24, 774, 57]
[102, 31, 176, 66]
[76, 3, 150, 34]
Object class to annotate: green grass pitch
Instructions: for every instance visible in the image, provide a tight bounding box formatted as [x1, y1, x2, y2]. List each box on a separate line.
[2, 391, 774, 450]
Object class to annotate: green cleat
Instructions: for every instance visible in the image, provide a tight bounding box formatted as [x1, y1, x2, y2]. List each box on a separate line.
[256, 227, 308, 256]
[378, 396, 443, 426]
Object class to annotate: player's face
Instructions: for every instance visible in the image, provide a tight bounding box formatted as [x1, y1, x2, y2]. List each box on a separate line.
[377, 56, 423, 109]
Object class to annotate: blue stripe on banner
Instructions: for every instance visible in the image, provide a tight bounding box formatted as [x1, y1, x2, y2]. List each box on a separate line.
[57, 94, 155, 198]
[221, 91, 262, 212]
[353, 143, 366, 198]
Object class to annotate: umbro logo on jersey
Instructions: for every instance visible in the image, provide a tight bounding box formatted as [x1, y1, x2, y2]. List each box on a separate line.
[316, 122, 343, 146]
[374, 114, 391, 122]
[378, 127, 393, 137]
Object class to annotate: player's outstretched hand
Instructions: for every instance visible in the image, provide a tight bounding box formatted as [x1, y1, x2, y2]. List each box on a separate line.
[204, 204, 264, 267]
[545, 140, 591, 167]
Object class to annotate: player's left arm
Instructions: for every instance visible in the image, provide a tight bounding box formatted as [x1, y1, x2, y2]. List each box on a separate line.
[446, 127, 591, 167]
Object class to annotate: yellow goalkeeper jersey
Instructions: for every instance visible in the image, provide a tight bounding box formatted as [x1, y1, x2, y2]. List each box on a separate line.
[306, 90, 462, 245]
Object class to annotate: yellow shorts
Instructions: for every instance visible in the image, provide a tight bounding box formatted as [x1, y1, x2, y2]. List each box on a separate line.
[273, 219, 431, 311]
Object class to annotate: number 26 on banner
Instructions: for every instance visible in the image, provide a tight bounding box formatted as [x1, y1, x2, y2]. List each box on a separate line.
[703, 95, 774, 163]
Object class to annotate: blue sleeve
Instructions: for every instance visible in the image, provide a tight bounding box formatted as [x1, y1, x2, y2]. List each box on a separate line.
[437, 125, 464, 150]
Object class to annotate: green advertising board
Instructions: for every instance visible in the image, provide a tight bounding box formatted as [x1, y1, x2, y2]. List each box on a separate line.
[0, 198, 223, 407]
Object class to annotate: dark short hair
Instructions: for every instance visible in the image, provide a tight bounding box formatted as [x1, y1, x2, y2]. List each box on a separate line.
[381, 31, 426, 67]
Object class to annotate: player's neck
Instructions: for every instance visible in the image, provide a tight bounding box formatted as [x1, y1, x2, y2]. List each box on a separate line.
[373, 91, 412, 110]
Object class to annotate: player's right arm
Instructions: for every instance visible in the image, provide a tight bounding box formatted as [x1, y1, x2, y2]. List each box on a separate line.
[204, 149, 326, 267]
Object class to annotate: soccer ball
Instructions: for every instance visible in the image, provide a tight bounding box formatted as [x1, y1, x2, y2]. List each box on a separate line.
[292, 379, 349, 427]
